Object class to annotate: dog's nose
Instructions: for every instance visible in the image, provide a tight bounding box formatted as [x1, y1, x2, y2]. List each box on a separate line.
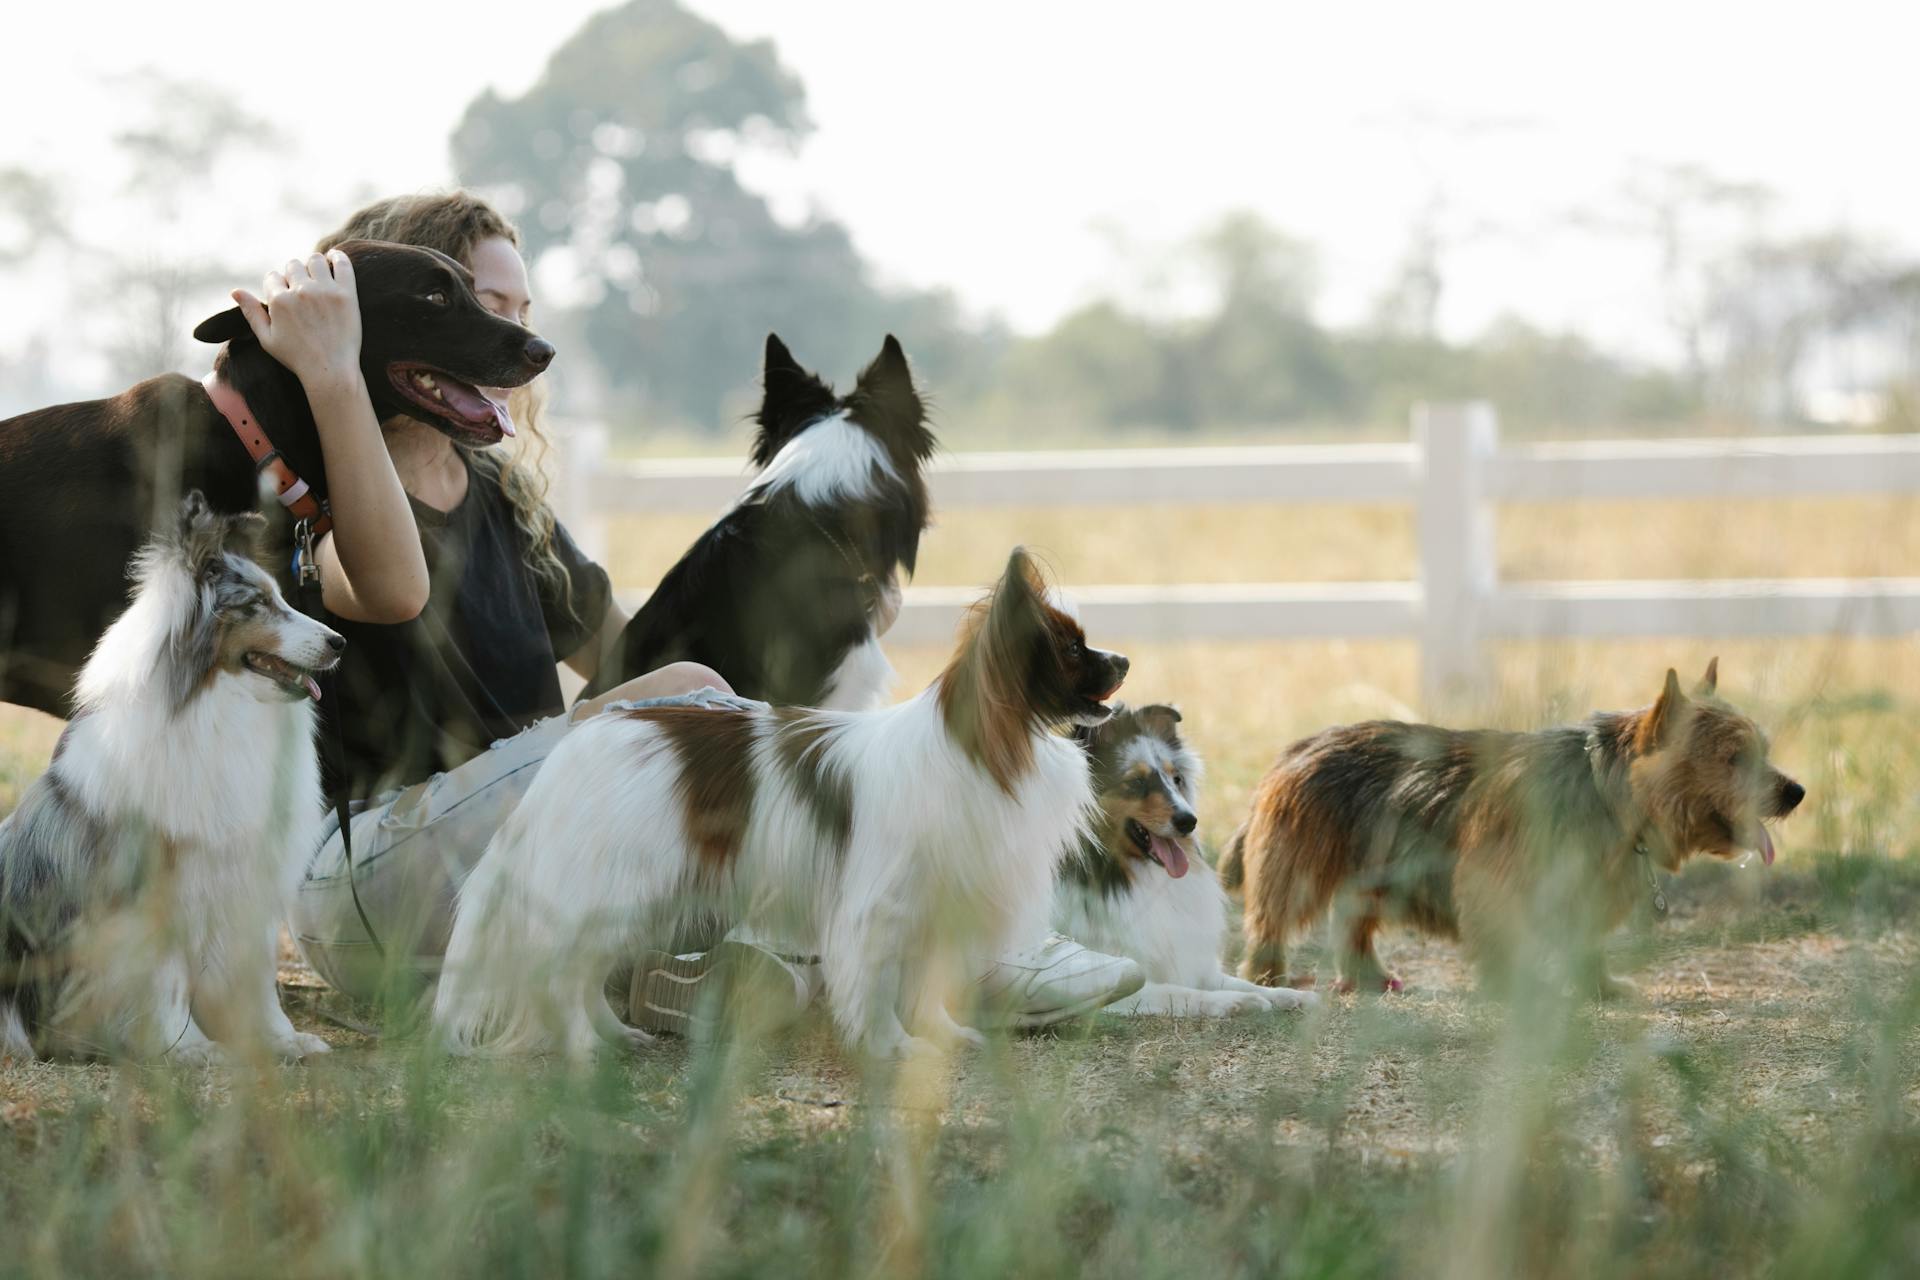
[524, 337, 555, 370]
[1778, 779, 1805, 814]
[1173, 810, 1197, 836]
[1110, 652, 1129, 678]
[325, 633, 347, 655]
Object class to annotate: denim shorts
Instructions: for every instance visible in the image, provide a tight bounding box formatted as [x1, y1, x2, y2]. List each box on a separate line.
[289, 687, 760, 1003]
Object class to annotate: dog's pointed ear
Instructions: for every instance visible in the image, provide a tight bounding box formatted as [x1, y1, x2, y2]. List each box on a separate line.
[1136, 704, 1183, 743]
[851, 334, 933, 460]
[751, 333, 837, 470]
[175, 490, 229, 575]
[222, 510, 268, 558]
[1696, 656, 1719, 697]
[858, 334, 912, 389]
[1000, 546, 1049, 606]
[1641, 668, 1688, 750]
[193, 307, 250, 345]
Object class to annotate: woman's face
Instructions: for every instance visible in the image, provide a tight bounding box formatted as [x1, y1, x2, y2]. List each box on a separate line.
[469, 235, 532, 326]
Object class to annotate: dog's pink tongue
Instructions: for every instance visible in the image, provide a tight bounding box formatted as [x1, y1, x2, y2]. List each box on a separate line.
[1151, 835, 1190, 879]
[302, 675, 322, 703]
[439, 379, 515, 438]
[1758, 826, 1776, 866]
[484, 390, 515, 438]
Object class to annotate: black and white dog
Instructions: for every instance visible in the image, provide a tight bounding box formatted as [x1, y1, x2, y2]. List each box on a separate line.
[0, 494, 341, 1061]
[582, 334, 934, 710]
[1054, 705, 1316, 1016]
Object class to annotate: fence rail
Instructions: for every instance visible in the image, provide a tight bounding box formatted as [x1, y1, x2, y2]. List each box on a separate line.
[557, 405, 1920, 703]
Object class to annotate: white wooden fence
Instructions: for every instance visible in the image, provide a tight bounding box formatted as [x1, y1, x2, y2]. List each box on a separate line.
[557, 404, 1920, 704]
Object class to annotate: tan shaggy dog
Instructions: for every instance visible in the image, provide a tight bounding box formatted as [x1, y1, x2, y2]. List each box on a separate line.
[1218, 660, 1804, 997]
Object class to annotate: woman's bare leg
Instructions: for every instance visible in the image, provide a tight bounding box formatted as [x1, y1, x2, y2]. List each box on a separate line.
[570, 662, 733, 721]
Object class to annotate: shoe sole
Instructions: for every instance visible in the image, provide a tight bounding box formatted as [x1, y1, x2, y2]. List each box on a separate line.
[627, 942, 811, 1040]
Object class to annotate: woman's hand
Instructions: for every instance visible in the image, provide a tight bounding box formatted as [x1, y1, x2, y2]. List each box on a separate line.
[230, 250, 364, 396]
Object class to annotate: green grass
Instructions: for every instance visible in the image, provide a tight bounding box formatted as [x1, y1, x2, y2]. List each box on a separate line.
[0, 863, 1914, 1277]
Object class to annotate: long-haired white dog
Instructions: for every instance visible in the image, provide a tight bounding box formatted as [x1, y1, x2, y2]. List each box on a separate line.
[435, 547, 1128, 1059]
[0, 493, 341, 1062]
[1053, 704, 1315, 1015]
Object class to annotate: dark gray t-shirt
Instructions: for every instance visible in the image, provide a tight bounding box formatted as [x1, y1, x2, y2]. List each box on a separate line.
[281, 456, 610, 800]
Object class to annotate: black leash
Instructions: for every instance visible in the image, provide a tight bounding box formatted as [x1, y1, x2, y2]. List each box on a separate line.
[294, 518, 386, 961]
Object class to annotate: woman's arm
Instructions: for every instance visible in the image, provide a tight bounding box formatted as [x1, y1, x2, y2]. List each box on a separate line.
[562, 599, 630, 680]
[230, 251, 429, 623]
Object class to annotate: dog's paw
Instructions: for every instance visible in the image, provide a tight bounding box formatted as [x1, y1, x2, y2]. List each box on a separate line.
[1595, 974, 1642, 1004]
[1334, 974, 1405, 995]
[275, 1031, 331, 1060]
[167, 1040, 227, 1067]
[1204, 990, 1269, 1017]
[947, 1024, 988, 1050]
[1262, 987, 1320, 1012]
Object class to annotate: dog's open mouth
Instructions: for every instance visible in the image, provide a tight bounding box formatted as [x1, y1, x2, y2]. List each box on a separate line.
[1125, 818, 1190, 879]
[1714, 812, 1778, 866]
[244, 652, 325, 702]
[388, 363, 514, 444]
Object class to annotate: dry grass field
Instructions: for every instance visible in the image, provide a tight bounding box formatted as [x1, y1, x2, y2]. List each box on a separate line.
[2, 489, 1918, 1276]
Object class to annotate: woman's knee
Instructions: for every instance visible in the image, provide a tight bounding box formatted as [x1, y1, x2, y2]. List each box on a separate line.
[647, 661, 732, 698]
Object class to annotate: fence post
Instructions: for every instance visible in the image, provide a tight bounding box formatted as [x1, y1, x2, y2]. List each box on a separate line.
[1415, 402, 1498, 709]
[555, 418, 611, 567]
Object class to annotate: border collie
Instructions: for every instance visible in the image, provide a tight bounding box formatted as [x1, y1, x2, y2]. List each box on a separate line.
[435, 548, 1125, 1060]
[0, 493, 341, 1061]
[581, 333, 934, 711]
[1053, 705, 1316, 1016]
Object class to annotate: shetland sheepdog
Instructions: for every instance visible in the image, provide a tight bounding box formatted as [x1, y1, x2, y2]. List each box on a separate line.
[581, 333, 935, 712]
[1053, 704, 1316, 1016]
[435, 548, 1125, 1059]
[1220, 661, 1805, 997]
[0, 493, 341, 1061]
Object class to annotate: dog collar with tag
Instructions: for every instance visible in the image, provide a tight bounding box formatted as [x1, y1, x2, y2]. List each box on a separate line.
[201, 371, 333, 538]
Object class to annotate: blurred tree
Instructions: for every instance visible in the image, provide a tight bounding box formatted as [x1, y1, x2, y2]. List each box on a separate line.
[451, 0, 989, 431]
[98, 72, 283, 385]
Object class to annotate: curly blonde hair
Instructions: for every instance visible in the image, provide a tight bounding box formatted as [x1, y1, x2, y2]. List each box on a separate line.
[315, 191, 575, 610]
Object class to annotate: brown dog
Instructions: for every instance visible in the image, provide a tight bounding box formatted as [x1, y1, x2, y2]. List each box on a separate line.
[1219, 660, 1804, 996]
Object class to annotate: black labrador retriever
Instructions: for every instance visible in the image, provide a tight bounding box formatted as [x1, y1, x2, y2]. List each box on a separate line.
[0, 239, 554, 717]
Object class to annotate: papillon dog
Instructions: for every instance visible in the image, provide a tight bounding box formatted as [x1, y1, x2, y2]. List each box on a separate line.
[435, 548, 1125, 1059]
[1054, 705, 1316, 1016]
[581, 333, 935, 712]
[0, 492, 341, 1061]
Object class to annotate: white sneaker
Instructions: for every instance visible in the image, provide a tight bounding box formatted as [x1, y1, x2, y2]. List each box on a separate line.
[625, 939, 816, 1042]
[973, 933, 1146, 1029]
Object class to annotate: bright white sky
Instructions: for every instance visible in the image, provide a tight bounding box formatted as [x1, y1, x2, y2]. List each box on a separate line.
[3, 0, 1916, 379]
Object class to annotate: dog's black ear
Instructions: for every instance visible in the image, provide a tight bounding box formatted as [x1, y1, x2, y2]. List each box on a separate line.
[1696, 656, 1719, 697]
[751, 333, 838, 469]
[193, 306, 251, 345]
[851, 334, 933, 462]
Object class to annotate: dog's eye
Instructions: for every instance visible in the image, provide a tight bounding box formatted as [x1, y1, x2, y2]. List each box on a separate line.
[1173, 773, 1184, 789]
[1068, 639, 1083, 659]
[425, 291, 449, 307]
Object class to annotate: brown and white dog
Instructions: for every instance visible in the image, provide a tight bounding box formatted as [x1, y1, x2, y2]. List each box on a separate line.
[1053, 704, 1315, 1015]
[434, 548, 1127, 1059]
[1220, 661, 1804, 997]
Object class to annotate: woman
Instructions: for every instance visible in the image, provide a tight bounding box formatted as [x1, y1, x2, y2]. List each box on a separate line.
[257, 191, 1141, 1029]
[244, 193, 729, 1001]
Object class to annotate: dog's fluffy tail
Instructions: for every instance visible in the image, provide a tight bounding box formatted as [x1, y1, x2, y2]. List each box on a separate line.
[1216, 822, 1248, 891]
